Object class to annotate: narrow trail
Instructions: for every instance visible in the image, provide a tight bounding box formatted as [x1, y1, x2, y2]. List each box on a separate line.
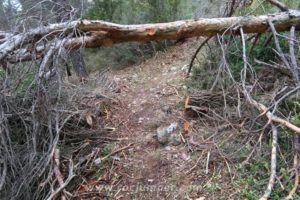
[104, 39, 213, 199]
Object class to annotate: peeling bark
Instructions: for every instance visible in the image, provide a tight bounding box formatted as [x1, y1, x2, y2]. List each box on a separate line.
[1, 10, 300, 63]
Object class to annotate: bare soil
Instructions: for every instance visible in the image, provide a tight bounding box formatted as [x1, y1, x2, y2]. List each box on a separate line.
[78, 39, 241, 200]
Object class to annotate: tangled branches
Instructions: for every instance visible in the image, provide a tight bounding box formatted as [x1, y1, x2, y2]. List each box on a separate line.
[0, 1, 91, 199]
[187, 4, 300, 197]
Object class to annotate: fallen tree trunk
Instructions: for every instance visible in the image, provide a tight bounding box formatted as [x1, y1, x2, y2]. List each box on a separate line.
[75, 10, 300, 44]
[1, 10, 300, 63]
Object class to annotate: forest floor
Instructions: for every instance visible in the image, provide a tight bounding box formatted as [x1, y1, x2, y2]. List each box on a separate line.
[76, 39, 244, 200]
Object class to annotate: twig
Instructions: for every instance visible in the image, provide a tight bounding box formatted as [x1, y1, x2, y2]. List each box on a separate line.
[254, 59, 291, 77]
[0, 159, 7, 191]
[243, 80, 300, 133]
[288, 25, 300, 86]
[263, 34, 273, 47]
[46, 159, 75, 200]
[240, 27, 300, 134]
[101, 143, 134, 161]
[285, 135, 299, 200]
[249, 33, 261, 55]
[206, 151, 211, 174]
[260, 124, 278, 200]
[185, 152, 204, 175]
[266, 110, 300, 133]
[243, 131, 264, 164]
[53, 149, 64, 186]
[267, 20, 291, 72]
[266, 0, 289, 11]
[53, 148, 72, 199]
[74, 148, 99, 169]
[269, 86, 300, 116]
[187, 36, 213, 75]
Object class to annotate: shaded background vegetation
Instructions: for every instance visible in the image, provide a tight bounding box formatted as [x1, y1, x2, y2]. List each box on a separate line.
[82, 0, 224, 71]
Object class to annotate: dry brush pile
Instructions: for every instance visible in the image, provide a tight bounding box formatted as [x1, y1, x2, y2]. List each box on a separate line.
[0, 2, 119, 199]
[185, 2, 300, 199]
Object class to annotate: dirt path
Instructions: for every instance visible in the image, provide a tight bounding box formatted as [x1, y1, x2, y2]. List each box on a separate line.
[81, 38, 239, 200]
[101, 40, 211, 200]
[69, 35, 244, 200]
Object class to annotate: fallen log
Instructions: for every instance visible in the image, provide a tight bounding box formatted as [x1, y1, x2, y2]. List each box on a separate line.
[1, 10, 300, 63]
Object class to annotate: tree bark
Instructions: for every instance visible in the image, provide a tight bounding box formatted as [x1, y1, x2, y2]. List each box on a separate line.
[1, 10, 300, 63]
[72, 10, 300, 46]
[52, 0, 88, 78]
[69, 49, 88, 78]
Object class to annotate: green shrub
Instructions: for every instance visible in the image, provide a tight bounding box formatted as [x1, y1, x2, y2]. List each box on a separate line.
[227, 33, 288, 79]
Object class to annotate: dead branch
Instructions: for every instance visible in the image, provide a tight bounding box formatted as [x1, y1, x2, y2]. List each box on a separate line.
[285, 135, 299, 199]
[38, 45, 56, 79]
[186, 0, 246, 75]
[260, 124, 278, 200]
[53, 148, 71, 199]
[249, 33, 261, 55]
[268, 19, 300, 88]
[187, 36, 213, 75]
[254, 59, 291, 77]
[266, 0, 289, 11]
[240, 27, 300, 134]
[185, 90, 239, 117]
[46, 159, 75, 200]
[239, 26, 298, 198]
[53, 149, 64, 186]
[267, 19, 291, 70]
[101, 143, 134, 161]
[271, 86, 300, 113]
[185, 153, 204, 175]
[0, 159, 7, 191]
[288, 25, 300, 86]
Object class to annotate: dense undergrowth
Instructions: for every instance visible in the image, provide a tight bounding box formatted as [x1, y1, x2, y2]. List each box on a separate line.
[83, 0, 222, 71]
[187, 31, 300, 200]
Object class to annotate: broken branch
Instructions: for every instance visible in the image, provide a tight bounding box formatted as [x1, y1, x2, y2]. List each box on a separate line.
[267, 0, 289, 11]
[260, 124, 278, 200]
